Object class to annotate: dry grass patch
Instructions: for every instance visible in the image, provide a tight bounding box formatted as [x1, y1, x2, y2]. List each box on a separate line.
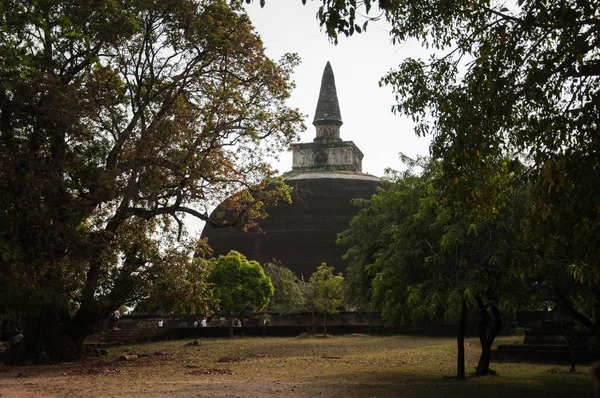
[0, 335, 594, 398]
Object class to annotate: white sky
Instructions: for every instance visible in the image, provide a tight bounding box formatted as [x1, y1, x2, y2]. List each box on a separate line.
[245, 1, 432, 177]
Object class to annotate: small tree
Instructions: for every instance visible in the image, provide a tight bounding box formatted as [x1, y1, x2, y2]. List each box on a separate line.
[263, 260, 305, 314]
[209, 251, 273, 337]
[307, 264, 344, 335]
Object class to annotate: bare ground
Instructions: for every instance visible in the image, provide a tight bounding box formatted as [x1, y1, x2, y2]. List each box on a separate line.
[0, 335, 593, 398]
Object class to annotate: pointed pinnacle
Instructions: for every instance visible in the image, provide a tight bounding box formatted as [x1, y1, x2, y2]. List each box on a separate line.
[313, 61, 343, 126]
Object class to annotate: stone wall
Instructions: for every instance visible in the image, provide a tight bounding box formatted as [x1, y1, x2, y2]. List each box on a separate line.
[291, 141, 363, 172]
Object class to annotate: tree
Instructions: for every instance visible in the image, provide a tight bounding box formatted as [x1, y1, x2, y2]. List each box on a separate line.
[263, 260, 306, 313]
[208, 251, 274, 337]
[339, 156, 531, 377]
[292, 0, 599, 279]
[0, 0, 303, 363]
[132, 241, 216, 317]
[271, 0, 600, 359]
[307, 263, 344, 335]
[339, 158, 468, 376]
[252, 0, 600, 372]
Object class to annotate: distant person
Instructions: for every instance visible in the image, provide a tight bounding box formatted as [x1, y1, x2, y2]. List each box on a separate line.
[262, 318, 269, 338]
[12, 329, 23, 345]
[157, 319, 164, 328]
[113, 309, 120, 329]
[193, 320, 199, 328]
[201, 318, 207, 327]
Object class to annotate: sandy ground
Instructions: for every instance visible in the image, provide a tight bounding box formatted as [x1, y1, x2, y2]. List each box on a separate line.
[0, 339, 370, 398]
[0, 359, 356, 398]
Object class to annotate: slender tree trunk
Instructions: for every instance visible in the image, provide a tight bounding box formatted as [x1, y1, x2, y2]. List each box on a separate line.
[562, 321, 577, 373]
[475, 296, 490, 375]
[475, 297, 504, 376]
[323, 313, 327, 336]
[568, 337, 577, 373]
[228, 315, 234, 337]
[310, 311, 316, 334]
[457, 298, 467, 380]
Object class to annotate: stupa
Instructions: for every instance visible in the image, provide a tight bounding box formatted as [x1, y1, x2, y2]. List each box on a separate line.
[201, 62, 380, 277]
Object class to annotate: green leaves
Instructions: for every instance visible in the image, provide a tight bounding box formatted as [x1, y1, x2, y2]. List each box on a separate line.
[135, 248, 216, 317]
[263, 260, 306, 313]
[209, 251, 274, 315]
[307, 263, 344, 315]
[0, 0, 303, 333]
[341, 155, 532, 325]
[303, 0, 598, 281]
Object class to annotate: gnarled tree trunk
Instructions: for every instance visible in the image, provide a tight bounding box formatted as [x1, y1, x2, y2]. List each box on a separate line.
[3, 305, 97, 365]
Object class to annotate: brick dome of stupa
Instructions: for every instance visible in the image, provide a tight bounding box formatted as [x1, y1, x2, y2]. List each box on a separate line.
[200, 63, 380, 276]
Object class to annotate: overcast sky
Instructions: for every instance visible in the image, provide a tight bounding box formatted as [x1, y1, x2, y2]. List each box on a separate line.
[245, 0, 432, 178]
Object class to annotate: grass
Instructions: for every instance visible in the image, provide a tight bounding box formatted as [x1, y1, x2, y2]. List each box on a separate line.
[0, 335, 594, 397]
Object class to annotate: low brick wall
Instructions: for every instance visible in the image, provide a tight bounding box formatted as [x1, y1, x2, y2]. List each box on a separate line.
[93, 311, 515, 337]
[163, 324, 484, 339]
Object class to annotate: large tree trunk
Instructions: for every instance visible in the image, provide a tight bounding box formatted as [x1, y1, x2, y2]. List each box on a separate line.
[457, 298, 467, 380]
[3, 306, 90, 365]
[475, 296, 503, 376]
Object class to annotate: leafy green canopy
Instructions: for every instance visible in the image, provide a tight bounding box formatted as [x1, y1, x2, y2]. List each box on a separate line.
[253, 0, 598, 280]
[263, 260, 306, 313]
[339, 155, 533, 375]
[209, 251, 274, 315]
[0, 0, 303, 321]
[307, 263, 344, 316]
[133, 246, 216, 316]
[339, 156, 530, 323]
[339, 158, 440, 321]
